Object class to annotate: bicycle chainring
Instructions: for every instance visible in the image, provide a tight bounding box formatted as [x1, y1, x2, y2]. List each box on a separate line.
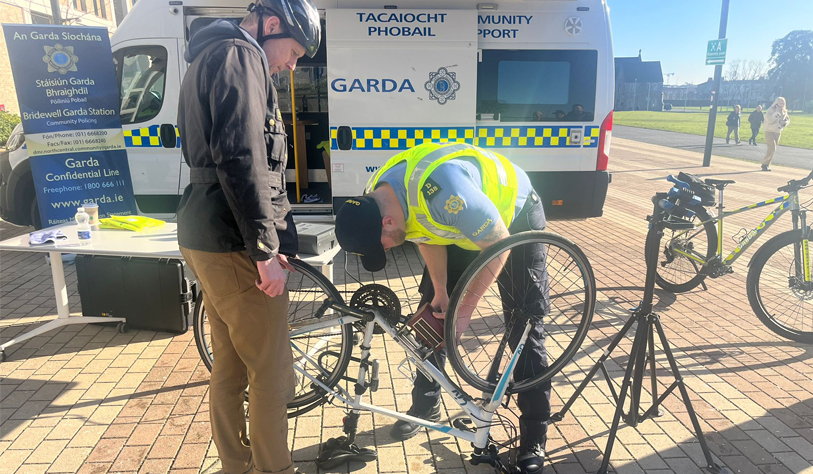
[350, 284, 402, 329]
[706, 257, 730, 278]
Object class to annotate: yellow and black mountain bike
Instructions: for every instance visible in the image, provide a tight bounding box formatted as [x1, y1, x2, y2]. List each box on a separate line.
[650, 170, 813, 344]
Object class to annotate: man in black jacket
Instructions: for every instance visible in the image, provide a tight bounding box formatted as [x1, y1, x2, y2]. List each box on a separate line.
[176, 1, 319, 473]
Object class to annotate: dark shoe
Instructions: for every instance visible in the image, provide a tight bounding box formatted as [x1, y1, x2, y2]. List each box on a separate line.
[726, 139, 730, 144]
[517, 420, 547, 474]
[390, 400, 442, 440]
[762, 165, 771, 172]
[736, 140, 741, 144]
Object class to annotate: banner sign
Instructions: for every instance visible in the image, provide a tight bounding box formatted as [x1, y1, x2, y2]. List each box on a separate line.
[3, 24, 137, 226]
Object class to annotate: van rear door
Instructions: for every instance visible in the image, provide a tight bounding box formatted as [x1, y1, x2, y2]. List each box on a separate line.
[326, 9, 478, 205]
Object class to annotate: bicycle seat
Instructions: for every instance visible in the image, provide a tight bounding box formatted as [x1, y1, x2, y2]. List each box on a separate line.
[704, 178, 736, 187]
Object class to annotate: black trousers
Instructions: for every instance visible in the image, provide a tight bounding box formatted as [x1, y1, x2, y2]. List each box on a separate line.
[750, 126, 760, 143]
[412, 194, 551, 423]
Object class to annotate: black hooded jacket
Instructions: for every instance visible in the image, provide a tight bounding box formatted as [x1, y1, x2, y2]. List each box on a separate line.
[177, 20, 297, 261]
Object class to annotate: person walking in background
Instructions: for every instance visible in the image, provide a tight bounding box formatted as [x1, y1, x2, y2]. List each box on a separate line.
[761, 97, 791, 171]
[726, 104, 741, 144]
[748, 105, 764, 146]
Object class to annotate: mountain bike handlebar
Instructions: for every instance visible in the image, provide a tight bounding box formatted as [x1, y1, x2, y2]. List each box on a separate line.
[777, 170, 813, 193]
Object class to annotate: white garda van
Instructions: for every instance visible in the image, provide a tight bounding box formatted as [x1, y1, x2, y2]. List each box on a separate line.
[0, 0, 614, 227]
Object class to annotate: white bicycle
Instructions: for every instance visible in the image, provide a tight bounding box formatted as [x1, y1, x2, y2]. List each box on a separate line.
[194, 231, 596, 472]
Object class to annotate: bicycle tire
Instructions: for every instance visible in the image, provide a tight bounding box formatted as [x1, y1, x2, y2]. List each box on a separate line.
[746, 230, 813, 343]
[647, 205, 717, 293]
[193, 258, 355, 415]
[445, 231, 596, 394]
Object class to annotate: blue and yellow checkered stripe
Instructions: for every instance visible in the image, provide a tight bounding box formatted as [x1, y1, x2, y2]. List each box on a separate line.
[584, 126, 600, 147]
[331, 127, 474, 151]
[123, 125, 181, 148]
[331, 126, 600, 150]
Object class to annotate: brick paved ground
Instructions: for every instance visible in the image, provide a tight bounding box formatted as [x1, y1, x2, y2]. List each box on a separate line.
[1, 138, 812, 474]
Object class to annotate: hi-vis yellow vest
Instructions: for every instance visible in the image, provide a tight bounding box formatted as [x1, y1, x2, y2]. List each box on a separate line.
[365, 143, 518, 251]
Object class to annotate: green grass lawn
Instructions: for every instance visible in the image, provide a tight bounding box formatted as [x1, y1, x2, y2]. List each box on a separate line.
[615, 109, 812, 150]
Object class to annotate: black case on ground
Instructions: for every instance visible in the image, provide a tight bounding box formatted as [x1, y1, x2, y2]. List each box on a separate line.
[75, 256, 195, 334]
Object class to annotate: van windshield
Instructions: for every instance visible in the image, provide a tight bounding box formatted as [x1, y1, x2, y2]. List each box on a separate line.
[477, 49, 598, 122]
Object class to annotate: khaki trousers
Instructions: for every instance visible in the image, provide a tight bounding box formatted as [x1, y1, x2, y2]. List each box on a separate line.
[762, 131, 781, 166]
[181, 247, 296, 474]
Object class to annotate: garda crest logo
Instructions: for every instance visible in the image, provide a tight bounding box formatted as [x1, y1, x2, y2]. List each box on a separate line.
[425, 67, 460, 105]
[445, 195, 465, 214]
[43, 44, 79, 74]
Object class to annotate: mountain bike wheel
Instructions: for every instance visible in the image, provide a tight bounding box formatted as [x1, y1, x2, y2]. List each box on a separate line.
[193, 258, 354, 416]
[445, 231, 596, 394]
[747, 230, 813, 343]
[647, 205, 717, 293]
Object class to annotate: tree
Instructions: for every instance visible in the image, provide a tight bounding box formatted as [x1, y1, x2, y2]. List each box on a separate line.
[768, 30, 813, 110]
[724, 59, 743, 81]
[743, 59, 768, 81]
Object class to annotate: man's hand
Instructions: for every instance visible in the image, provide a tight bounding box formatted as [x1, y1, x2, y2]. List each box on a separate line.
[255, 255, 289, 297]
[277, 254, 296, 272]
[429, 291, 450, 320]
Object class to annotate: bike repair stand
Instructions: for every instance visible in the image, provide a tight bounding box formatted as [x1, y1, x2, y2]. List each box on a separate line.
[550, 194, 730, 474]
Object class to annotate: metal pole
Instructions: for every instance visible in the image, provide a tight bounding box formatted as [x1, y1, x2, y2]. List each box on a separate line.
[50, 0, 63, 24]
[702, 0, 730, 167]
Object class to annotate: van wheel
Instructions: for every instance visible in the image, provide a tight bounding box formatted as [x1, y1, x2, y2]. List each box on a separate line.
[30, 199, 42, 230]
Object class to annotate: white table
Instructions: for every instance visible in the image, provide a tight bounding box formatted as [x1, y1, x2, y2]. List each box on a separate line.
[0, 222, 341, 360]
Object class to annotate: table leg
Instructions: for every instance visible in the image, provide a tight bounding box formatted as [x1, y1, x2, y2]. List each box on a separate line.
[50, 251, 70, 319]
[321, 260, 333, 284]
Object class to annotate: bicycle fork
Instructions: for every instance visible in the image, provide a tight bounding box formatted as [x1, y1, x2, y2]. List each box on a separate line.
[793, 210, 811, 285]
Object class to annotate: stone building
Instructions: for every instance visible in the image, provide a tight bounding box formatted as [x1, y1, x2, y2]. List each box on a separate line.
[614, 51, 664, 111]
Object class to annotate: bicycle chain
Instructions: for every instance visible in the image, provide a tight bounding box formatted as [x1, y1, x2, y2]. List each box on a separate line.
[289, 331, 344, 340]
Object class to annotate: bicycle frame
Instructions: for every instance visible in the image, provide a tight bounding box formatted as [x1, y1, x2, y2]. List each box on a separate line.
[669, 187, 809, 274]
[289, 307, 533, 450]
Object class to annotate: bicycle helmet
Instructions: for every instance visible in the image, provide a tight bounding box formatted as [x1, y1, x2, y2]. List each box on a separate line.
[248, 0, 321, 58]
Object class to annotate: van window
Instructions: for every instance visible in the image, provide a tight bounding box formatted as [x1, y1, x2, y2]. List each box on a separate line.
[477, 50, 598, 122]
[275, 67, 328, 113]
[114, 46, 168, 124]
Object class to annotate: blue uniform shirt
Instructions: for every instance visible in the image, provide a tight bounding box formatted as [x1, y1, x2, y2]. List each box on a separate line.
[377, 157, 533, 243]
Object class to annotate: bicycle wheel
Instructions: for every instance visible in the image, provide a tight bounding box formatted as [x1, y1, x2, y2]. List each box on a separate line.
[747, 230, 813, 343]
[445, 231, 596, 394]
[647, 205, 717, 293]
[193, 258, 355, 415]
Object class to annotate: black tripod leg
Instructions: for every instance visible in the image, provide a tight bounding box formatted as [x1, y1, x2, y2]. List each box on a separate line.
[647, 320, 664, 417]
[626, 314, 651, 427]
[652, 316, 729, 474]
[551, 314, 638, 422]
[597, 315, 649, 474]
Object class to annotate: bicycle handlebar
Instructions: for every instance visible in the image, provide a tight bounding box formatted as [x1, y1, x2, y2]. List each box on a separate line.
[777, 170, 813, 193]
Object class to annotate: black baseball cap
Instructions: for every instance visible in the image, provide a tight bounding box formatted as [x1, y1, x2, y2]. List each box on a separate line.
[335, 196, 386, 272]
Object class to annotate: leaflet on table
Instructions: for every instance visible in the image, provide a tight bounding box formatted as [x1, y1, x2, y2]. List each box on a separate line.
[2, 24, 137, 227]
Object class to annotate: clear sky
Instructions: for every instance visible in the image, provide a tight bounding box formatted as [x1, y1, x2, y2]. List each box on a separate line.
[609, 0, 813, 85]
